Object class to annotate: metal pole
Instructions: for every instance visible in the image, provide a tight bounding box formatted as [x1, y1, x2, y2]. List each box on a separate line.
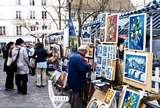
[150, 14, 153, 52]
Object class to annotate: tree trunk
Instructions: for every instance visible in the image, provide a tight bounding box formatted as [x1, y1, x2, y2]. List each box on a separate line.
[77, 0, 83, 47]
[58, 0, 61, 30]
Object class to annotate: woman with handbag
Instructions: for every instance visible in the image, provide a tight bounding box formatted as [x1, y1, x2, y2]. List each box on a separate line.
[3, 42, 15, 91]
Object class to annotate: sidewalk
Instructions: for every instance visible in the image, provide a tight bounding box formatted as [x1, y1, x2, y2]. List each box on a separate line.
[0, 57, 70, 108]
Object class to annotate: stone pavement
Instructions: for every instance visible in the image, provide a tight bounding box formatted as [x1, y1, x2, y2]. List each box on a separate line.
[0, 57, 70, 108]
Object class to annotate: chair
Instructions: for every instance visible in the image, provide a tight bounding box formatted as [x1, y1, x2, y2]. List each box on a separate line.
[48, 80, 69, 108]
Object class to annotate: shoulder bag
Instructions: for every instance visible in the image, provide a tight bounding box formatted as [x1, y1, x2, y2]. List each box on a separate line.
[11, 48, 20, 73]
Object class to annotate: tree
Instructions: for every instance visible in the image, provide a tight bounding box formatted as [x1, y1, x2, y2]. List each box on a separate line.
[43, 0, 66, 30]
[71, 0, 134, 46]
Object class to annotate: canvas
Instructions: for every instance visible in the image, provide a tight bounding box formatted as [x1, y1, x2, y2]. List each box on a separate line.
[105, 66, 113, 80]
[128, 13, 146, 51]
[86, 46, 94, 58]
[124, 53, 147, 84]
[105, 15, 118, 43]
[96, 45, 102, 57]
[119, 89, 141, 108]
[104, 89, 116, 107]
[100, 29, 105, 42]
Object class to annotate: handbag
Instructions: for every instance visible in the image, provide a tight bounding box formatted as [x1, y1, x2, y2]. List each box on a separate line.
[6, 50, 12, 66]
[11, 48, 20, 73]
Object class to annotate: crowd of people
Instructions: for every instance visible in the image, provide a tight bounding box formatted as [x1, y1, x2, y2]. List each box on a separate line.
[2, 38, 95, 108]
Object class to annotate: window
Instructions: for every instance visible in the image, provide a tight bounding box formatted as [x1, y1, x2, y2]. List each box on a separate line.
[42, 25, 47, 30]
[16, 0, 21, 5]
[16, 26, 22, 36]
[0, 26, 6, 36]
[30, 11, 35, 19]
[16, 11, 21, 19]
[30, 0, 35, 6]
[42, 0, 46, 6]
[42, 11, 47, 19]
[30, 26, 36, 31]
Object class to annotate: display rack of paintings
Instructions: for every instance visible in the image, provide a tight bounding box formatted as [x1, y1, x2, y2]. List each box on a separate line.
[128, 13, 146, 51]
[123, 51, 153, 91]
[118, 88, 141, 108]
[105, 15, 119, 43]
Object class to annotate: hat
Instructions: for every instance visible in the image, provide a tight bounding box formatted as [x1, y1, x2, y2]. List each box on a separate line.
[16, 38, 24, 45]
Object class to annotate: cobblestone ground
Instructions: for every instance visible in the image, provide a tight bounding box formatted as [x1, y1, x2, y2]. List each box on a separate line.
[0, 57, 70, 108]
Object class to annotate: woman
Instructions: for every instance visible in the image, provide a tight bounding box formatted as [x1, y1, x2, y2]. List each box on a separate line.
[12, 38, 29, 95]
[34, 43, 48, 87]
[3, 42, 15, 90]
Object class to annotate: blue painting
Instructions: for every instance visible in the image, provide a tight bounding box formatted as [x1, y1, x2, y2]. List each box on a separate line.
[105, 67, 112, 80]
[97, 57, 102, 65]
[124, 53, 147, 84]
[102, 45, 107, 56]
[121, 89, 140, 108]
[96, 46, 102, 57]
[96, 66, 101, 76]
[129, 14, 146, 51]
[102, 58, 106, 69]
[99, 13, 106, 28]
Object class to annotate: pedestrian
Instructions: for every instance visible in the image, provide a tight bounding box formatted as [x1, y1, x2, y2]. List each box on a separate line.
[3, 42, 15, 90]
[12, 38, 29, 95]
[33, 42, 48, 88]
[67, 45, 92, 108]
[28, 43, 36, 76]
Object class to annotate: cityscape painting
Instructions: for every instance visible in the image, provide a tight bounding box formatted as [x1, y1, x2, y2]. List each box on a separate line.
[128, 13, 146, 51]
[124, 53, 147, 84]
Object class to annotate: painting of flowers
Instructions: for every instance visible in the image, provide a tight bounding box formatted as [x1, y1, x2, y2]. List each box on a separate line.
[128, 13, 146, 51]
[105, 15, 118, 43]
[120, 89, 141, 108]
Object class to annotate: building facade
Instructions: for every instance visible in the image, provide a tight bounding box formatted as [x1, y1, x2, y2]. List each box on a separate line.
[0, 0, 67, 47]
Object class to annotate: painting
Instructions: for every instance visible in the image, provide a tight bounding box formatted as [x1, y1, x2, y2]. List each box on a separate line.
[105, 15, 118, 43]
[102, 58, 107, 69]
[96, 66, 101, 76]
[119, 89, 141, 108]
[100, 29, 105, 42]
[104, 89, 116, 107]
[102, 45, 107, 56]
[105, 66, 113, 80]
[96, 45, 102, 57]
[124, 53, 147, 84]
[86, 46, 94, 58]
[82, 25, 91, 44]
[128, 13, 146, 51]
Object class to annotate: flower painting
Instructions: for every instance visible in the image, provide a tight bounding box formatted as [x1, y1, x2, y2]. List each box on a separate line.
[120, 89, 141, 108]
[105, 15, 118, 43]
[128, 13, 146, 51]
[124, 53, 147, 84]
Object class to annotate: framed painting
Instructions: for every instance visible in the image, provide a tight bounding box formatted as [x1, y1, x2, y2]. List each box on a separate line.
[105, 14, 118, 43]
[123, 51, 153, 91]
[128, 13, 146, 51]
[100, 29, 105, 42]
[105, 66, 113, 80]
[96, 45, 102, 57]
[102, 58, 107, 69]
[104, 89, 116, 107]
[86, 45, 94, 58]
[119, 89, 141, 108]
[96, 66, 101, 76]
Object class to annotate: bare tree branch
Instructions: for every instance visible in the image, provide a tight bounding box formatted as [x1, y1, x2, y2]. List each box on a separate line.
[42, 6, 59, 29]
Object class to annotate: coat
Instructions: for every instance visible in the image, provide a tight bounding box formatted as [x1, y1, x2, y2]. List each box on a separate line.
[67, 52, 91, 92]
[12, 46, 29, 74]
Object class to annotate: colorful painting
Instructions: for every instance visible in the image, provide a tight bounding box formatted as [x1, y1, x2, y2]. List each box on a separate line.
[105, 15, 118, 43]
[100, 29, 105, 42]
[128, 13, 146, 51]
[86, 46, 94, 58]
[120, 89, 141, 108]
[104, 89, 116, 106]
[124, 53, 147, 84]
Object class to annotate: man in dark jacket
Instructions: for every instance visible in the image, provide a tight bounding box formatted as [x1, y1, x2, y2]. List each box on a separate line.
[68, 45, 92, 108]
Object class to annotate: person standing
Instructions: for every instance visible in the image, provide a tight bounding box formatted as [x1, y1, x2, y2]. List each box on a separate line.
[34, 43, 48, 87]
[68, 45, 92, 108]
[3, 42, 15, 90]
[12, 38, 29, 95]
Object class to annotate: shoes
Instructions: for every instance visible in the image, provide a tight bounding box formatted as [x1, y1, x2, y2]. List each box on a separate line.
[21, 92, 27, 95]
[41, 85, 45, 87]
[5, 88, 14, 91]
[36, 85, 41, 88]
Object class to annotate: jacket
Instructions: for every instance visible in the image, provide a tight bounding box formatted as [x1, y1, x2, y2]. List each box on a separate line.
[67, 52, 91, 92]
[34, 48, 48, 63]
[12, 46, 29, 74]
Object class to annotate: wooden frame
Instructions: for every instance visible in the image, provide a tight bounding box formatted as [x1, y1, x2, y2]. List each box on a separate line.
[104, 89, 116, 107]
[128, 13, 146, 51]
[118, 88, 141, 108]
[123, 51, 153, 91]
